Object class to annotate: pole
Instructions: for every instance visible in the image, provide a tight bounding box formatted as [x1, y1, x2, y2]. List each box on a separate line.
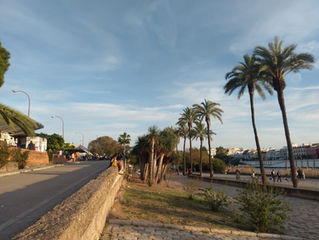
[12, 90, 31, 117]
[51, 115, 64, 139]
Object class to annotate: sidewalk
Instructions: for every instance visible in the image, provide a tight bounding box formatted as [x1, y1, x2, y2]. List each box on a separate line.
[191, 173, 319, 201]
[0, 164, 65, 178]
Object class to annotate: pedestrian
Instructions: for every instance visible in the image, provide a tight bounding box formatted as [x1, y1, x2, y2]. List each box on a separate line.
[297, 168, 303, 180]
[276, 170, 282, 182]
[235, 168, 241, 180]
[302, 169, 306, 180]
[271, 169, 275, 182]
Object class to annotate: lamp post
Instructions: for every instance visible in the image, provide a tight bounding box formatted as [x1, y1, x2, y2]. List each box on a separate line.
[77, 132, 84, 146]
[12, 89, 31, 117]
[51, 115, 64, 139]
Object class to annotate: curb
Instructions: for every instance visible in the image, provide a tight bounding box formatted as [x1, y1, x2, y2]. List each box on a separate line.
[107, 219, 301, 240]
[0, 164, 65, 178]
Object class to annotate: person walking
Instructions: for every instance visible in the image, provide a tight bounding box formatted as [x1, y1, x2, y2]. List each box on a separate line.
[276, 170, 282, 182]
[271, 169, 276, 182]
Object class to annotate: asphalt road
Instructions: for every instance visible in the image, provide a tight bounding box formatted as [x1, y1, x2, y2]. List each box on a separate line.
[0, 161, 110, 239]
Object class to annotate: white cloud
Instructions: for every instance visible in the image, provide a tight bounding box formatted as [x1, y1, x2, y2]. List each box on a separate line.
[228, 1, 319, 55]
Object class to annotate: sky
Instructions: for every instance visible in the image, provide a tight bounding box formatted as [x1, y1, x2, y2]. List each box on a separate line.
[0, 0, 318, 149]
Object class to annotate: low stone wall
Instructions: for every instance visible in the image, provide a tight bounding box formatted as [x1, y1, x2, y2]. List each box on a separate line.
[23, 149, 49, 166]
[0, 149, 49, 173]
[13, 167, 123, 240]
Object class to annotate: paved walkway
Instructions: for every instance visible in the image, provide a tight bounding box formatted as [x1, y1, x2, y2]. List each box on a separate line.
[172, 176, 319, 240]
[202, 173, 319, 191]
[101, 219, 298, 240]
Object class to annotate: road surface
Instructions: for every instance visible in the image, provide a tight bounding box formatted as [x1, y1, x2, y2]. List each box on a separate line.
[0, 161, 109, 239]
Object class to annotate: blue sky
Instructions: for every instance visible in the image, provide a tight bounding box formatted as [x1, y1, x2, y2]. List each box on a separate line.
[0, 0, 318, 149]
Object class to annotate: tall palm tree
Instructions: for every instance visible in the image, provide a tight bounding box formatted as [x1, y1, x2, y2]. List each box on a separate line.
[254, 37, 315, 188]
[176, 123, 188, 175]
[118, 132, 131, 170]
[193, 100, 223, 178]
[224, 54, 272, 184]
[194, 121, 215, 177]
[0, 42, 36, 136]
[0, 104, 38, 136]
[178, 107, 196, 174]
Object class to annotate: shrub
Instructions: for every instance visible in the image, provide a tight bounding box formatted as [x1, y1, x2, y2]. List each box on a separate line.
[196, 187, 230, 211]
[236, 179, 290, 232]
[13, 148, 29, 169]
[183, 179, 201, 199]
[213, 157, 226, 173]
[0, 141, 10, 169]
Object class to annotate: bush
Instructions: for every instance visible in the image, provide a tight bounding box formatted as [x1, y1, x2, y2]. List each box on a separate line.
[13, 148, 29, 169]
[213, 157, 226, 173]
[196, 187, 230, 211]
[0, 141, 10, 169]
[236, 179, 290, 232]
[183, 179, 201, 199]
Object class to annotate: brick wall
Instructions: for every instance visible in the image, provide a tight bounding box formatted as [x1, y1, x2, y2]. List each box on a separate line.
[22, 149, 49, 166]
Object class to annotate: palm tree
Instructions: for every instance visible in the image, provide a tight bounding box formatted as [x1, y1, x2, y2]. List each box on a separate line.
[0, 104, 38, 136]
[224, 54, 272, 184]
[0, 41, 37, 136]
[176, 123, 188, 175]
[178, 107, 197, 174]
[254, 37, 315, 188]
[147, 126, 159, 182]
[194, 121, 215, 177]
[118, 132, 131, 170]
[193, 100, 223, 178]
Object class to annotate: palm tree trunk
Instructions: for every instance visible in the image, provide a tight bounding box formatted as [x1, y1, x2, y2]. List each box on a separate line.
[149, 138, 155, 182]
[183, 136, 186, 175]
[206, 120, 213, 178]
[155, 153, 164, 183]
[189, 134, 192, 174]
[199, 138, 203, 177]
[249, 91, 266, 184]
[277, 89, 298, 188]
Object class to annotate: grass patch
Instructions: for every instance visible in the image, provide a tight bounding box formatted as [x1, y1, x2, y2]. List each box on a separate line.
[110, 178, 246, 231]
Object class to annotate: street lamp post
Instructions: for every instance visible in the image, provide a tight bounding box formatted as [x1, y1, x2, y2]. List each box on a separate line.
[77, 132, 84, 146]
[12, 89, 31, 117]
[51, 115, 64, 139]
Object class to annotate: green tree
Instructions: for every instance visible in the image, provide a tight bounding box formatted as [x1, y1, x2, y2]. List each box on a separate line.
[118, 132, 131, 169]
[178, 107, 196, 174]
[147, 126, 159, 183]
[0, 41, 37, 136]
[225, 54, 272, 184]
[0, 41, 10, 87]
[42, 133, 64, 150]
[133, 126, 179, 184]
[193, 99, 223, 178]
[254, 37, 315, 188]
[88, 136, 120, 156]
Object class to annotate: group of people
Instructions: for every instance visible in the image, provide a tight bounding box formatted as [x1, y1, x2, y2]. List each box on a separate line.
[270, 169, 283, 182]
[297, 168, 306, 180]
[110, 153, 123, 173]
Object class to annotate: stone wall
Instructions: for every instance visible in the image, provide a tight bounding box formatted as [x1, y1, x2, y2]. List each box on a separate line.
[23, 149, 49, 166]
[0, 149, 49, 172]
[13, 167, 123, 240]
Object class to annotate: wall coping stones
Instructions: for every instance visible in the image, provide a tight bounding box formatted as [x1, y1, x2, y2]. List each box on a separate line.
[107, 218, 301, 240]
